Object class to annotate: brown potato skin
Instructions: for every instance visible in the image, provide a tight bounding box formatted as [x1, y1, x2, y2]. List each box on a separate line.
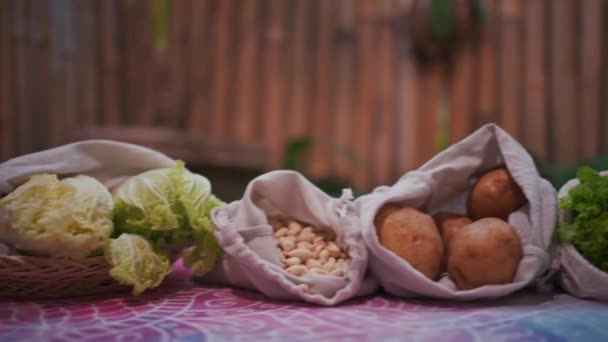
[374, 203, 404, 230]
[375, 207, 444, 280]
[433, 212, 473, 246]
[447, 218, 522, 290]
[468, 168, 526, 221]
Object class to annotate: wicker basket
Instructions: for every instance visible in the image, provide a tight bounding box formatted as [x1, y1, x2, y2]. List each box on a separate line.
[0, 255, 128, 298]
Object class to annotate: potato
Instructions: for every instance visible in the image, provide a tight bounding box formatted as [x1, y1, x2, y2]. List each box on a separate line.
[375, 207, 444, 280]
[468, 168, 526, 221]
[432, 212, 472, 246]
[373, 203, 404, 230]
[447, 218, 522, 290]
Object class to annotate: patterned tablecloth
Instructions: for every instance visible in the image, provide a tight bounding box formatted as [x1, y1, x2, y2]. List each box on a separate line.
[1, 262, 607, 342]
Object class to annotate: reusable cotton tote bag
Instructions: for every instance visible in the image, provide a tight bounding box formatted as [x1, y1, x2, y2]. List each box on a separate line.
[199, 170, 377, 306]
[357, 124, 557, 300]
[0, 140, 175, 195]
[555, 171, 608, 301]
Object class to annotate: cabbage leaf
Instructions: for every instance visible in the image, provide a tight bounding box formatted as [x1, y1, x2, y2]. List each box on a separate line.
[105, 233, 171, 295]
[112, 161, 223, 277]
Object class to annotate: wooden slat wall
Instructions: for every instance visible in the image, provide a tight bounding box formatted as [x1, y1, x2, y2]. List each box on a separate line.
[475, 0, 498, 129]
[497, 0, 523, 139]
[522, 0, 547, 160]
[98, 0, 122, 127]
[602, 1, 608, 156]
[580, 0, 603, 160]
[13, 0, 32, 156]
[262, 0, 288, 169]
[332, 0, 357, 182]
[0, 0, 606, 191]
[550, 0, 579, 166]
[0, 0, 13, 159]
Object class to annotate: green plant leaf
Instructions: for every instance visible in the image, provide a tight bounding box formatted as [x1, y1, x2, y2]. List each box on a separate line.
[282, 137, 313, 171]
[430, 0, 454, 40]
[152, 0, 171, 52]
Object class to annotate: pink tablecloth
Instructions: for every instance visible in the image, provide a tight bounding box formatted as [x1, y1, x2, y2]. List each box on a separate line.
[1, 263, 607, 342]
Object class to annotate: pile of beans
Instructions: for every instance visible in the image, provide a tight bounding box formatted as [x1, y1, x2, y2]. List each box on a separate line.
[269, 217, 350, 278]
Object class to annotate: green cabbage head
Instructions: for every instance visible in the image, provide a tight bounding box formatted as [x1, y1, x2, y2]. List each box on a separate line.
[112, 161, 223, 276]
[0, 174, 113, 259]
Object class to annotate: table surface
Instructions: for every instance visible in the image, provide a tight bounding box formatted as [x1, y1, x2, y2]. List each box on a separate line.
[1, 262, 607, 342]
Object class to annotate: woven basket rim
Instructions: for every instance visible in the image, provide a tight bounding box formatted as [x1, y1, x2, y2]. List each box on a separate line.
[0, 253, 127, 298]
[0, 254, 108, 262]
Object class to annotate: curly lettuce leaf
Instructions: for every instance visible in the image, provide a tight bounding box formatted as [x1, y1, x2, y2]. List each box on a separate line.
[558, 166, 608, 272]
[105, 233, 171, 295]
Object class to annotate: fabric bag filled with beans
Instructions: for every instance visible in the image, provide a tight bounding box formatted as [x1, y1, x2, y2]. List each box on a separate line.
[357, 124, 556, 300]
[198, 170, 377, 306]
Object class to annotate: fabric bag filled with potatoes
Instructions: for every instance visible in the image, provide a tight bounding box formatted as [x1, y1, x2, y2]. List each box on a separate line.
[555, 170, 608, 301]
[357, 124, 556, 300]
[199, 170, 377, 306]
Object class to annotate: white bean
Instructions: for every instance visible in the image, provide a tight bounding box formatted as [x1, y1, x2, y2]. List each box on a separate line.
[288, 220, 302, 234]
[309, 267, 329, 275]
[313, 236, 324, 244]
[284, 257, 301, 267]
[297, 231, 316, 243]
[306, 259, 322, 269]
[301, 226, 314, 234]
[318, 249, 329, 261]
[285, 248, 314, 261]
[313, 244, 324, 258]
[330, 268, 344, 277]
[326, 244, 341, 258]
[279, 239, 296, 252]
[297, 241, 312, 250]
[322, 257, 337, 271]
[274, 227, 288, 239]
[313, 240, 326, 248]
[285, 264, 307, 276]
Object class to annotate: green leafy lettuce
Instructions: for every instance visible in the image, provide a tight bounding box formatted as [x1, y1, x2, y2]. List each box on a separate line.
[112, 161, 223, 278]
[105, 233, 171, 295]
[558, 166, 608, 272]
